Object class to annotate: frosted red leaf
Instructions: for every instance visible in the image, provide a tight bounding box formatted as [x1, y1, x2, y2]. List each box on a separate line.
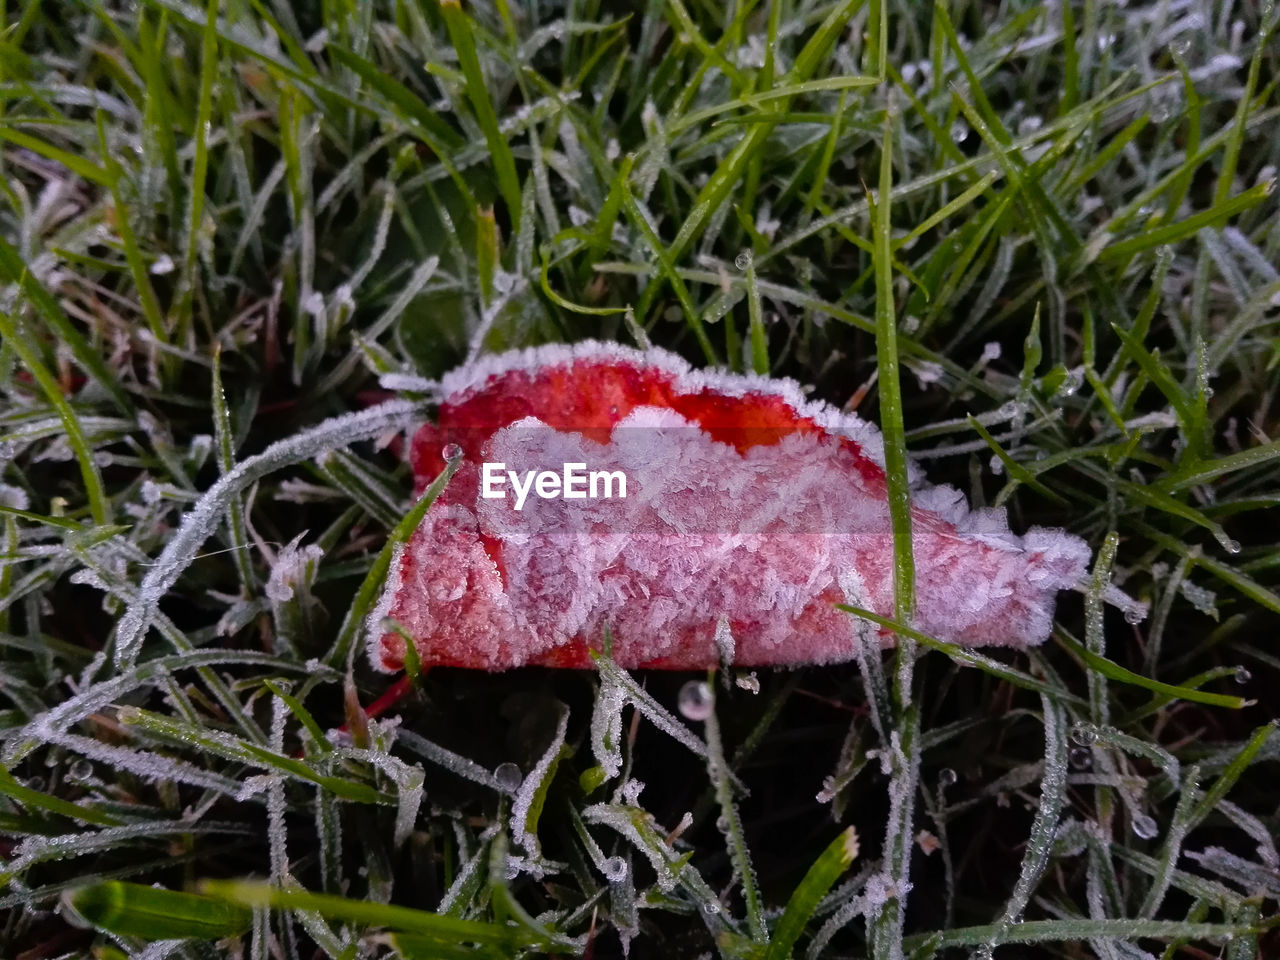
[369, 341, 1093, 672]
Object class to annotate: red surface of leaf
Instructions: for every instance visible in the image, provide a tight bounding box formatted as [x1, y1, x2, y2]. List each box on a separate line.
[370, 342, 1092, 671]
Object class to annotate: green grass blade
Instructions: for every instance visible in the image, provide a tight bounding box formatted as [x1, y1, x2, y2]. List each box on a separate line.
[744, 257, 767, 375]
[69, 881, 252, 941]
[1097, 181, 1274, 264]
[836, 605, 1086, 706]
[1054, 631, 1251, 710]
[439, 0, 522, 230]
[0, 765, 121, 827]
[765, 827, 859, 960]
[617, 179, 717, 362]
[0, 235, 132, 413]
[0, 124, 110, 185]
[174, 0, 220, 336]
[211, 346, 256, 592]
[0, 309, 111, 525]
[904, 919, 1258, 951]
[326, 44, 466, 151]
[871, 112, 914, 622]
[201, 880, 554, 948]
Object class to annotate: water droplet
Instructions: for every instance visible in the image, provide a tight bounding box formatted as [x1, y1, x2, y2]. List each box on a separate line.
[715, 815, 730, 832]
[1234, 666, 1251, 685]
[601, 856, 628, 882]
[441, 443, 464, 462]
[494, 762, 523, 792]
[68, 760, 93, 781]
[677, 680, 713, 721]
[1222, 538, 1241, 554]
[701, 901, 721, 916]
[1170, 36, 1192, 57]
[1069, 747, 1092, 769]
[950, 120, 969, 143]
[938, 767, 958, 787]
[1017, 115, 1043, 136]
[734, 251, 753, 271]
[1203, 385, 1214, 399]
[1124, 606, 1146, 625]
[25, 776, 45, 792]
[1131, 813, 1158, 839]
[1149, 98, 1175, 123]
[1070, 723, 1098, 746]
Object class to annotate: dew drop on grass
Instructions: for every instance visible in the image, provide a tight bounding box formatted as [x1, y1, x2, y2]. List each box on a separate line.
[601, 856, 628, 882]
[1234, 666, 1251, 685]
[494, 762, 523, 792]
[1131, 813, 1159, 840]
[1069, 747, 1092, 769]
[67, 760, 93, 781]
[1221, 538, 1241, 554]
[1124, 606, 1146, 625]
[1070, 723, 1098, 746]
[441, 443, 464, 462]
[677, 680, 713, 721]
[734, 251, 753, 271]
[715, 815, 729, 833]
[938, 767, 958, 787]
[701, 901, 721, 916]
[1149, 97, 1176, 123]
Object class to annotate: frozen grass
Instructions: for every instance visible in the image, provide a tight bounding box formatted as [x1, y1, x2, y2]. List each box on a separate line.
[1, 0, 1279, 957]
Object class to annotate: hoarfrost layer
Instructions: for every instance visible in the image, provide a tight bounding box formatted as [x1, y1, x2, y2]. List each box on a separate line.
[372, 342, 1092, 671]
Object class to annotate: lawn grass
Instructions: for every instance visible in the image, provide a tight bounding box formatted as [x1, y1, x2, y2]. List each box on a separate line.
[2, 0, 1279, 957]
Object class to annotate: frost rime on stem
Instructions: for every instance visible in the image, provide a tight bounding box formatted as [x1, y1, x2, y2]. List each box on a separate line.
[511, 704, 569, 855]
[115, 400, 422, 669]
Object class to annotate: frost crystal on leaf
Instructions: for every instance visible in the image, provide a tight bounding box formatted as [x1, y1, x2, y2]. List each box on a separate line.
[590, 679, 626, 780]
[265, 535, 324, 604]
[372, 342, 1097, 672]
[510, 705, 569, 855]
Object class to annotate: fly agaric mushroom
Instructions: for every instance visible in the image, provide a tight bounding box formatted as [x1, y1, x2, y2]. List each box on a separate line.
[369, 341, 1099, 672]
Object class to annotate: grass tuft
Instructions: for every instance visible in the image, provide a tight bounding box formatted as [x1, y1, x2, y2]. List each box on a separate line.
[1, 1, 1278, 958]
